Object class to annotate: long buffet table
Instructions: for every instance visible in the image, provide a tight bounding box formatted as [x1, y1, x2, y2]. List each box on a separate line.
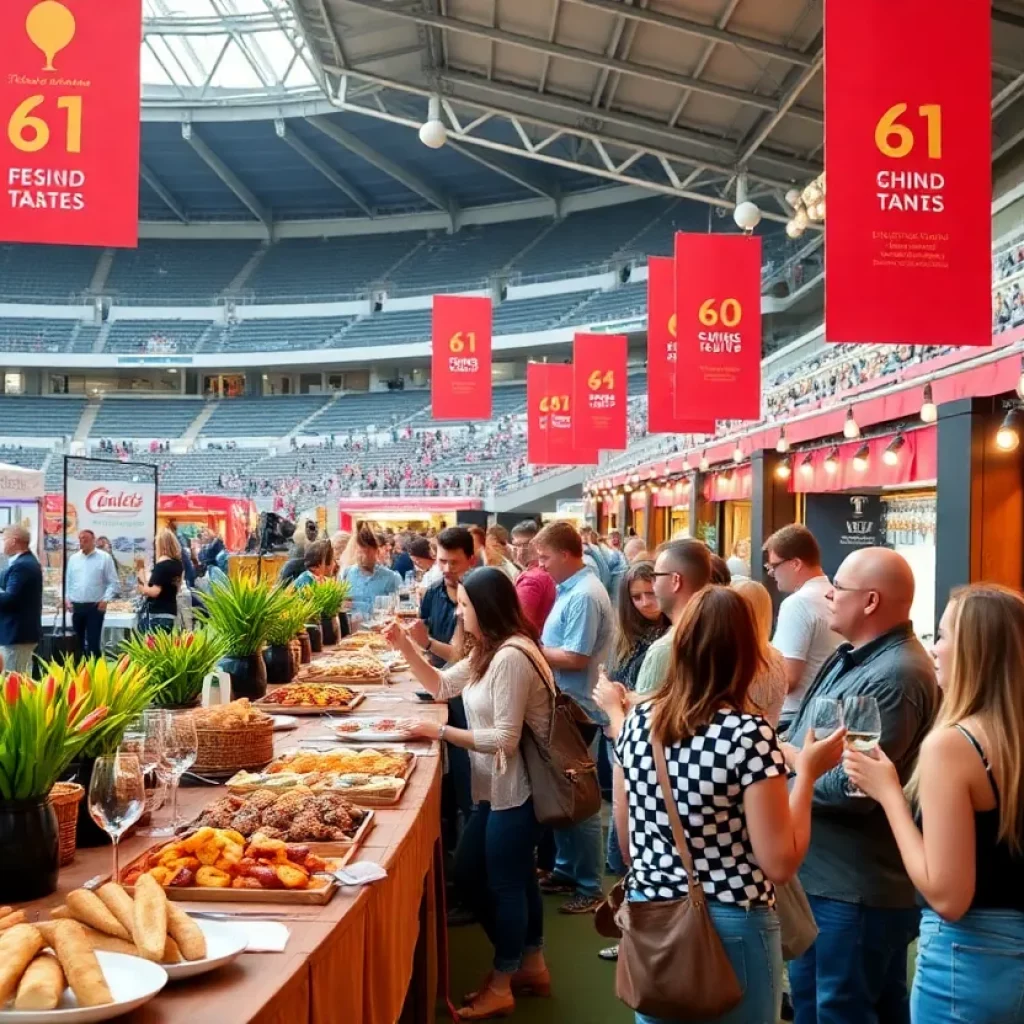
[15, 672, 450, 1024]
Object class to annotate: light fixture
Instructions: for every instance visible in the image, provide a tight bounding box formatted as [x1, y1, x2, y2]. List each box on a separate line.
[843, 407, 860, 439]
[823, 446, 840, 474]
[624, 483, 633, 493]
[920, 383, 937, 424]
[775, 457, 792, 480]
[883, 434, 905, 466]
[418, 96, 447, 149]
[775, 426, 789, 453]
[852, 443, 870, 472]
[674, 479, 685, 492]
[1017, 357, 1024, 400]
[785, 188, 802, 209]
[799, 453, 814, 478]
[699, 451, 709, 472]
[681, 454, 691, 471]
[733, 201, 762, 232]
[995, 407, 1024, 452]
[733, 443, 744, 464]
[631, 473, 640, 484]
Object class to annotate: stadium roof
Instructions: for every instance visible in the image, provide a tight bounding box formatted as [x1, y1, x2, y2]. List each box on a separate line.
[138, 0, 1024, 231]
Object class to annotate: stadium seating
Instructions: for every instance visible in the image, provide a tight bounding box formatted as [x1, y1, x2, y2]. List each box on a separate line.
[201, 396, 331, 437]
[104, 319, 213, 355]
[216, 316, 356, 353]
[90, 398, 205, 439]
[576, 282, 648, 325]
[0, 318, 77, 354]
[0, 244, 98, 303]
[0, 446, 49, 469]
[0, 397, 85, 438]
[305, 391, 432, 434]
[156, 450, 266, 492]
[338, 309, 431, 347]
[104, 241, 258, 303]
[70, 324, 102, 353]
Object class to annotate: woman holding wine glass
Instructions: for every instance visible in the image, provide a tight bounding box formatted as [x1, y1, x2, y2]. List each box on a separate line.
[845, 584, 1024, 1023]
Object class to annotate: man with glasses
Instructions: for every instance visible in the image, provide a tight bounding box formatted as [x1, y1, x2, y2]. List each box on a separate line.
[510, 519, 555, 635]
[763, 524, 840, 732]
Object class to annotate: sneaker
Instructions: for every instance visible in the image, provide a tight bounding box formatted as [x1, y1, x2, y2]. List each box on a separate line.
[597, 945, 619, 961]
[447, 906, 477, 927]
[558, 893, 603, 915]
[538, 873, 575, 895]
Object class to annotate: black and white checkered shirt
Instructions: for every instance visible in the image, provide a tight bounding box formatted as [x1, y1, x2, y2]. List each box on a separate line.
[615, 704, 786, 906]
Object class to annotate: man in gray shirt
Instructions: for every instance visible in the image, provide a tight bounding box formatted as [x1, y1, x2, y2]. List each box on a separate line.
[65, 529, 119, 658]
[785, 546, 938, 1024]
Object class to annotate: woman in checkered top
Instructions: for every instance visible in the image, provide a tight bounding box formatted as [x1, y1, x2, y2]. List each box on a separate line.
[596, 586, 845, 1024]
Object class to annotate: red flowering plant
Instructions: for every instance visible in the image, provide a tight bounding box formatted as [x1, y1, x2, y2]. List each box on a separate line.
[0, 669, 114, 800]
[118, 629, 226, 708]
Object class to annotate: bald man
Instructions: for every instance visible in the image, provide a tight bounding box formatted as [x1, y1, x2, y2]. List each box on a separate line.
[785, 546, 938, 1024]
[0, 525, 43, 674]
[623, 537, 647, 563]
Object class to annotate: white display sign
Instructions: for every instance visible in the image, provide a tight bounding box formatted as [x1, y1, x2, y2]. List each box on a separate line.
[64, 478, 157, 578]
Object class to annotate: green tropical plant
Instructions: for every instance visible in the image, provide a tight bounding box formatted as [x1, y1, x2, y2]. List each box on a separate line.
[119, 628, 227, 707]
[266, 588, 315, 647]
[304, 577, 350, 617]
[36, 655, 158, 760]
[0, 671, 114, 800]
[196, 574, 294, 657]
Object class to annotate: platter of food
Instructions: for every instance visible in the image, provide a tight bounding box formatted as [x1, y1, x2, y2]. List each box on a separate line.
[295, 655, 389, 686]
[120, 826, 343, 903]
[266, 748, 414, 779]
[326, 717, 413, 743]
[335, 632, 390, 654]
[255, 684, 364, 714]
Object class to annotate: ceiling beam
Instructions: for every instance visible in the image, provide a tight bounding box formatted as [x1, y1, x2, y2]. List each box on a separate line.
[140, 162, 189, 223]
[181, 124, 273, 232]
[305, 114, 455, 218]
[992, 3, 1024, 29]
[560, 0, 817, 67]
[335, 0, 822, 123]
[445, 137, 561, 208]
[275, 120, 375, 216]
[736, 51, 823, 167]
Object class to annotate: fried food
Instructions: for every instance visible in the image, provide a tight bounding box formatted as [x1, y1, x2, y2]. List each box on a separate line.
[268, 748, 411, 778]
[132, 874, 169, 962]
[0, 910, 27, 932]
[191, 699, 273, 730]
[50, 920, 113, 1008]
[66, 889, 132, 942]
[299, 656, 388, 684]
[96, 883, 136, 939]
[14, 954, 65, 1010]
[165, 903, 207, 961]
[36, 920, 138, 959]
[0, 924, 46, 1005]
[261, 683, 360, 707]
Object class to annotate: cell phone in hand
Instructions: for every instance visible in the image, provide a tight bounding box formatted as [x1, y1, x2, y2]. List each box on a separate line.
[415, 690, 434, 702]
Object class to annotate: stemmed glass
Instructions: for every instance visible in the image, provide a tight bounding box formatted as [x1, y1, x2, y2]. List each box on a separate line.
[124, 709, 170, 837]
[809, 697, 843, 740]
[843, 696, 881, 797]
[157, 711, 198, 832]
[87, 754, 146, 883]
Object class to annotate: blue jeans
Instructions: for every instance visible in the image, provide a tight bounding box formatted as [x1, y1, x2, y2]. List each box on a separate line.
[912, 907, 1024, 1023]
[453, 799, 544, 974]
[789, 895, 920, 1024]
[629, 894, 783, 1024]
[553, 732, 604, 898]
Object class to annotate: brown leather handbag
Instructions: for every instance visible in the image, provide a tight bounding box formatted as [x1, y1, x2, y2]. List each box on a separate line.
[595, 741, 743, 1020]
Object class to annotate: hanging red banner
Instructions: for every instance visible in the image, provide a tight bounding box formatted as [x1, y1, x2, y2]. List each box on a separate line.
[572, 332, 627, 450]
[647, 256, 716, 435]
[824, 0, 990, 346]
[431, 295, 493, 420]
[674, 233, 761, 421]
[527, 363, 599, 467]
[0, 0, 142, 247]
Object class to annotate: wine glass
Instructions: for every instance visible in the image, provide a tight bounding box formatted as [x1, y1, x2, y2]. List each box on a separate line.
[843, 696, 881, 797]
[159, 711, 198, 830]
[808, 697, 843, 740]
[127, 709, 171, 837]
[87, 754, 145, 883]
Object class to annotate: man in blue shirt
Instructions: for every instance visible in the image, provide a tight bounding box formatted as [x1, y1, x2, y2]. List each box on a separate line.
[340, 527, 400, 620]
[536, 520, 613, 914]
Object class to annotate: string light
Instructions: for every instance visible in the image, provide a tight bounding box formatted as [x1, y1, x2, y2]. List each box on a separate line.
[843, 407, 860, 440]
[883, 434, 905, 466]
[920, 383, 937, 424]
[680, 454, 691, 471]
[699, 451, 709, 472]
[775, 456, 792, 480]
[996, 408, 1024, 452]
[776, 426, 789, 453]
[1017, 357, 1024, 400]
[852, 443, 870, 472]
[733, 444, 744, 464]
[823, 446, 840, 474]
[799, 453, 814, 478]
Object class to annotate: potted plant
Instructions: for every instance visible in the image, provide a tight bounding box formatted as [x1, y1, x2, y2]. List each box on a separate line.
[305, 578, 350, 646]
[119, 628, 227, 709]
[263, 590, 312, 684]
[196, 575, 293, 698]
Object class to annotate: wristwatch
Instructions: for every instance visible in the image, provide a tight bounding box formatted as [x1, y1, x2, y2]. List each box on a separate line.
[438, 724, 447, 742]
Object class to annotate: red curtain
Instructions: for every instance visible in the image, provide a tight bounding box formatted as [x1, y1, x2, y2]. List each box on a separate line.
[702, 465, 753, 502]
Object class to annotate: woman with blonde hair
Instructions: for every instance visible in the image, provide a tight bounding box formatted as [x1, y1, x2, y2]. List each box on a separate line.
[732, 579, 787, 727]
[846, 584, 1024, 1023]
[137, 528, 183, 633]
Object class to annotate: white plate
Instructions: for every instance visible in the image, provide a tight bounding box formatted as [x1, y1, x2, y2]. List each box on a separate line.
[163, 920, 248, 981]
[0, 952, 167, 1024]
[326, 718, 412, 743]
[271, 714, 299, 731]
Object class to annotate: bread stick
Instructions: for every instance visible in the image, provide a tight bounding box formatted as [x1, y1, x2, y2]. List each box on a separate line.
[14, 954, 65, 1011]
[96, 883, 135, 938]
[36, 920, 138, 958]
[0, 910, 27, 932]
[66, 889, 132, 942]
[0, 906, 12, 920]
[165, 901, 206, 961]
[0, 924, 46, 1005]
[49, 920, 113, 1008]
[132, 874, 168, 962]
[50, 905, 72, 919]
[163, 936, 183, 964]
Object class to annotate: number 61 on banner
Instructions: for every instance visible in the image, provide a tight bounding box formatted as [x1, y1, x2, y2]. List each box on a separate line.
[431, 295, 493, 420]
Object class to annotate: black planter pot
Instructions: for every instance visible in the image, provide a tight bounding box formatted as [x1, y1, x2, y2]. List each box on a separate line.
[64, 757, 109, 848]
[321, 614, 341, 646]
[219, 652, 268, 699]
[263, 644, 294, 685]
[297, 632, 312, 665]
[338, 612, 352, 638]
[0, 798, 60, 899]
[305, 623, 323, 653]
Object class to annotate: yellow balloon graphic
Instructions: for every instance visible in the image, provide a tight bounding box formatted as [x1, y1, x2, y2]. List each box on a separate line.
[26, 1, 76, 72]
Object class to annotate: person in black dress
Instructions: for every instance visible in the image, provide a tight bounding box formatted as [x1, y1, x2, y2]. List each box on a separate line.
[137, 528, 184, 633]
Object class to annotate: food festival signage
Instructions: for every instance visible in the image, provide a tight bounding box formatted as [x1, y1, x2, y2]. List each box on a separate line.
[572, 332, 628, 451]
[824, 0, 990, 345]
[431, 294, 493, 420]
[647, 255, 716, 435]
[64, 478, 156, 578]
[674, 232, 762, 421]
[0, 0, 142, 247]
[527, 362, 599, 467]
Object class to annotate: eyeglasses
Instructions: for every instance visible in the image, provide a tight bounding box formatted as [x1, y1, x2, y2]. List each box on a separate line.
[651, 571, 680, 579]
[763, 558, 792, 576]
[830, 579, 876, 594]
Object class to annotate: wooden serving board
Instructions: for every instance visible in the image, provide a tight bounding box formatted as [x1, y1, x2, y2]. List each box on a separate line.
[253, 692, 366, 715]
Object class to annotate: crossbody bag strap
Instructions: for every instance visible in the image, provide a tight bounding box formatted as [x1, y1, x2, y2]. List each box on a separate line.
[652, 740, 707, 905]
[504, 636, 556, 699]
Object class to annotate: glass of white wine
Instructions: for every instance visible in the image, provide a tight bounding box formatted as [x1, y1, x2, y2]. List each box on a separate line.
[809, 697, 843, 740]
[843, 696, 882, 797]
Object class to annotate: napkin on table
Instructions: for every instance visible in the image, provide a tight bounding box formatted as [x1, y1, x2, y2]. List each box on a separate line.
[333, 861, 388, 887]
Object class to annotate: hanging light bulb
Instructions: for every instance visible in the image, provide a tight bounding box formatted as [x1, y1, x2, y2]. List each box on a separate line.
[823, 446, 840, 474]
[775, 457, 792, 480]
[920, 383, 937, 424]
[996, 408, 1024, 452]
[733, 443, 744, 464]
[680, 454, 691, 471]
[776, 426, 789, 453]
[843, 407, 860, 439]
[1016, 357, 1024, 400]
[799, 453, 814, 478]
[883, 434, 905, 466]
[699, 451, 709, 472]
[852, 443, 870, 472]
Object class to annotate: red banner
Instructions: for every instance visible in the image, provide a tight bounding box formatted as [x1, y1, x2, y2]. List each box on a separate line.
[674, 233, 761, 421]
[824, 0, 990, 346]
[572, 333, 627, 450]
[527, 363, 599, 467]
[647, 256, 716, 435]
[0, 0, 141, 247]
[431, 295, 493, 420]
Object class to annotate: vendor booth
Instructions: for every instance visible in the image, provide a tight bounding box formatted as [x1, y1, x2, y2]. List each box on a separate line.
[337, 496, 484, 534]
[0, 461, 43, 556]
[158, 493, 254, 553]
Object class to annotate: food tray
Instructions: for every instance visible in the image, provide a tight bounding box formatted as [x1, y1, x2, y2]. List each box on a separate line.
[327, 717, 413, 743]
[270, 746, 416, 779]
[254, 692, 365, 715]
[294, 668, 389, 686]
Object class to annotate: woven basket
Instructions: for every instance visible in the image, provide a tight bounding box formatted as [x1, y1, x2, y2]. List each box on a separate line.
[49, 782, 84, 867]
[191, 717, 275, 775]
